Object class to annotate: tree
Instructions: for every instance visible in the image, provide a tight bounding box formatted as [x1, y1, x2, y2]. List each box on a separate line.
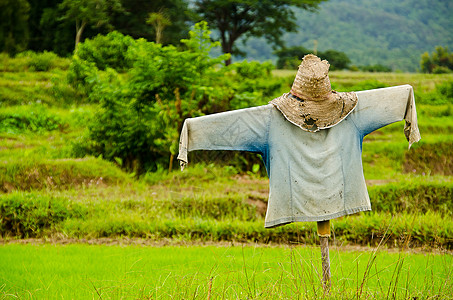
[321, 49, 351, 70]
[274, 45, 312, 69]
[146, 10, 172, 44]
[26, 0, 75, 56]
[193, 0, 327, 65]
[0, 0, 30, 54]
[59, 0, 124, 49]
[274, 46, 351, 70]
[111, 0, 191, 46]
[421, 46, 453, 74]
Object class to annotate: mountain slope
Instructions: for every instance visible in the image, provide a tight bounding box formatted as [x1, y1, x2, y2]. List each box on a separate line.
[241, 0, 453, 72]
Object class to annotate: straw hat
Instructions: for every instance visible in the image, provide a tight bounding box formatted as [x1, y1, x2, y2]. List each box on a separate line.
[270, 54, 357, 132]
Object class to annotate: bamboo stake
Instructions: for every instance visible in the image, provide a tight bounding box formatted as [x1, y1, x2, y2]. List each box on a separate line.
[317, 220, 331, 295]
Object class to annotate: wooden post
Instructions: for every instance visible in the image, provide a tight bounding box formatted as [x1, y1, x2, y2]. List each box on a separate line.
[317, 220, 331, 294]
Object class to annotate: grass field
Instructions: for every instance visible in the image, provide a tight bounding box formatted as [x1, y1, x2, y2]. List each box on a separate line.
[1, 243, 452, 299]
[0, 55, 452, 298]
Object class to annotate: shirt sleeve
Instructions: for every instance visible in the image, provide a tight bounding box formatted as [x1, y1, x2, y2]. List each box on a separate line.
[177, 105, 271, 170]
[352, 85, 421, 148]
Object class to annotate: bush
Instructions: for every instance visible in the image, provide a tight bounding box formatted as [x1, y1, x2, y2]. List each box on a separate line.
[66, 32, 134, 96]
[226, 60, 282, 109]
[28, 51, 58, 71]
[432, 66, 452, 74]
[320, 49, 351, 70]
[233, 60, 274, 78]
[274, 46, 351, 70]
[0, 193, 87, 238]
[359, 64, 392, 72]
[274, 46, 311, 69]
[72, 22, 283, 173]
[420, 46, 453, 74]
[369, 181, 453, 215]
[0, 51, 69, 72]
[66, 55, 99, 96]
[0, 105, 63, 133]
[74, 31, 135, 71]
[0, 156, 131, 192]
[14, 50, 67, 72]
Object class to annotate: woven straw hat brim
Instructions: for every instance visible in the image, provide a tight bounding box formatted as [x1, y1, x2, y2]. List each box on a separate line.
[270, 91, 358, 132]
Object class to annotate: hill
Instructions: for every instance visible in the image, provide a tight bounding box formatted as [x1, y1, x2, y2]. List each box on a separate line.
[241, 0, 453, 72]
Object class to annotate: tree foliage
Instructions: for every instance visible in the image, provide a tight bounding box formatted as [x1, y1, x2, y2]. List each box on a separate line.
[15, 0, 192, 56]
[242, 0, 453, 71]
[420, 46, 453, 74]
[59, 0, 124, 49]
[274, 46, 351, 70]
[69, 23, 281, 173]
[193, 0, 326, 64]
[111, 0, 191, 46]
[146, 11, 172, 44]
[0, 0, 30, 54]
[27, 0, 71, 55]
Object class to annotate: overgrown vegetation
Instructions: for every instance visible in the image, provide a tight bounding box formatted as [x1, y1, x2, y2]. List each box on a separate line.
[421, 46, 453, 74]
[0, 26, 452, 251]
[66, 23, 282, 172]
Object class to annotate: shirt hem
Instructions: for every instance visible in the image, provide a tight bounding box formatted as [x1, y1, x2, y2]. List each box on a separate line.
[264, 206, 371, 228]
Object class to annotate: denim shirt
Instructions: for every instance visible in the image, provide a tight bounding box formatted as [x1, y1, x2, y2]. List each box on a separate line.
[178, 85, 421, 228]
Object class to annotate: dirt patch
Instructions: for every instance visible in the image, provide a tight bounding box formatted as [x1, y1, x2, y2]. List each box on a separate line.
[1, 237, 451, 254]
[247, 194, 267, 217]
[365, 179, 396, 186]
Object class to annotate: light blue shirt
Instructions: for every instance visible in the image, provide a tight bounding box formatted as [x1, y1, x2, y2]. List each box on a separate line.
[178, 85, 420, 228]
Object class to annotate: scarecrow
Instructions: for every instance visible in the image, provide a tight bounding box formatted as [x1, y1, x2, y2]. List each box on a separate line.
[177, 54, 421, 291]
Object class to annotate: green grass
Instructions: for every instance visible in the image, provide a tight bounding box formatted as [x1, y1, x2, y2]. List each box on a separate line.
[273, 70, 453, 92]
[0, 244, 451, 299]
[0, 66, 452, 246]
[0, 69, 80, 107]
[1, 56, 452, 299]
[1, 171, 451, 248]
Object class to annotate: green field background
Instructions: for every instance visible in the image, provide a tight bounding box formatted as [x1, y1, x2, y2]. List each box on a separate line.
[1, 53, 452, 298]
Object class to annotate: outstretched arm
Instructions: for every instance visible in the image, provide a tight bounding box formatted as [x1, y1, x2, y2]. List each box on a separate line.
[177, 105, 271, 170]
[352, 85, 421, 148]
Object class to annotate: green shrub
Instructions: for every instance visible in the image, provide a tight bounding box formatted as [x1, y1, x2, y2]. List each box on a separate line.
[28, 51, 58, 71]
[74, 31, 135, 71]
[13, 51, 67, 72]
[72, 22, 283, 173]
[274, 45, 311, 69]
[420, 46, 453, 74]
[66, 55, 99, 96]
[66, 32, 135, 96]
[274, 46, 351, 70]
[320, 49, 351, 70]
[0, 105, 64, 133]
[369, 180, 453, 215]
[432, 66, 452, 74]
[0, 156, 131, 192]
[359, 64, 392, 72]
[0, 193, 86, 238]
[233, 60, 274, 78]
